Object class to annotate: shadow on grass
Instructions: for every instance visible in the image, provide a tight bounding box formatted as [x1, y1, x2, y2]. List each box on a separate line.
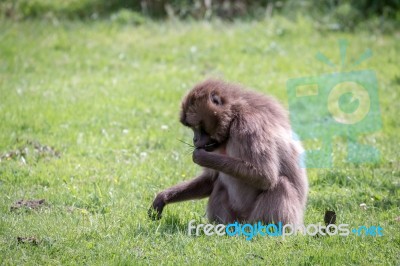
[153, 214, 189, 235]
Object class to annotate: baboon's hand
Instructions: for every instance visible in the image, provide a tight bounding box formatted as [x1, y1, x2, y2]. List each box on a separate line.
[148, 194, 165, 220]
[192, 148, 209, 166]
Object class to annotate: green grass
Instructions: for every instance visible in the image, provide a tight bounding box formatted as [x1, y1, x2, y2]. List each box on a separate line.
[0, 17, 399, 265]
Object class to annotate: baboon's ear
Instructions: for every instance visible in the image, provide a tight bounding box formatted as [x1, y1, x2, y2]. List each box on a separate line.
[211, 93, 222, 106]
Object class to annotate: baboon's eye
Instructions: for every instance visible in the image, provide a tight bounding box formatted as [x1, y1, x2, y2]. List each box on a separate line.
[211, 93, 222, 105]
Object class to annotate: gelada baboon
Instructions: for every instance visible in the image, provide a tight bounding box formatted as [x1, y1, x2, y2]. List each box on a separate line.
[149, 79, 308, 225]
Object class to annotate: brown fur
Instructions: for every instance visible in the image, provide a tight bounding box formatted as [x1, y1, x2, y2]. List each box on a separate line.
[149, 79, 308, 225]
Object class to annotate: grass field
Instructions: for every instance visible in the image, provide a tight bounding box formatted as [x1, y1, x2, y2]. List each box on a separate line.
[0, 18, 399, 265]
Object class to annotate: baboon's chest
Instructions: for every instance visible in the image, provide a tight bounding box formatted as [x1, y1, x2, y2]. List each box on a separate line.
[218, 173, 259, 213]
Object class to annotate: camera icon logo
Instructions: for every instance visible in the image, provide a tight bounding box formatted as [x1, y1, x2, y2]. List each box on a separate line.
[287, 40, 382, 168]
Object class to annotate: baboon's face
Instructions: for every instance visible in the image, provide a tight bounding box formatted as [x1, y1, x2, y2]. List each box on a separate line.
[180, 84, 233, 151]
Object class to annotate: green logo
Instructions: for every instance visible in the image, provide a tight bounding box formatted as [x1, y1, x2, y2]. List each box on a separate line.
[287, 40, 382, 168]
